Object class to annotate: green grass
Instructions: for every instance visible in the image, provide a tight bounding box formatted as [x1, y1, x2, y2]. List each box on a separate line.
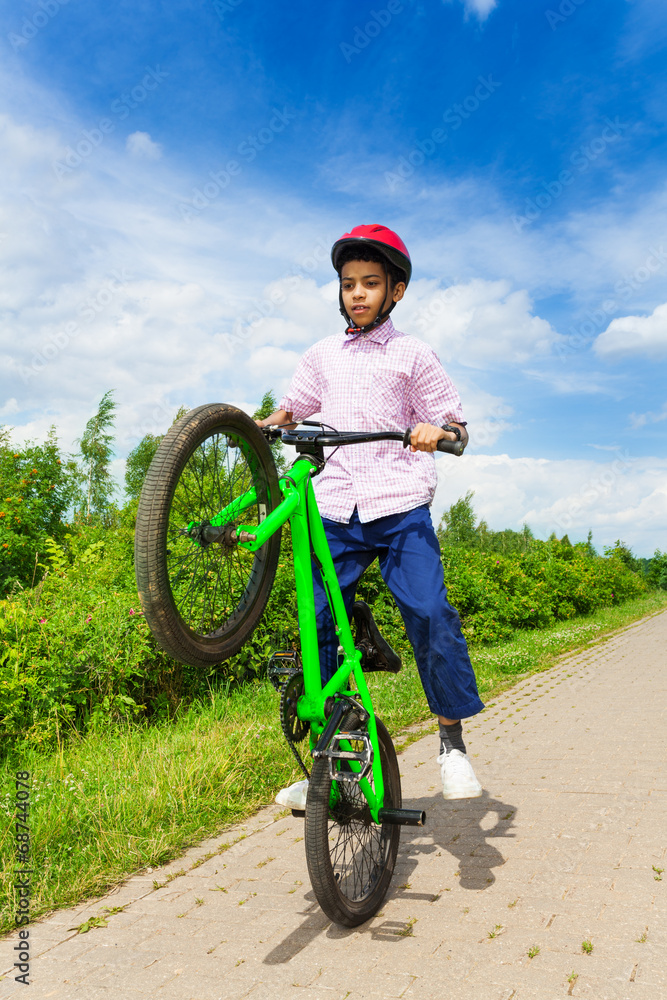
[1, 590, 665, 935]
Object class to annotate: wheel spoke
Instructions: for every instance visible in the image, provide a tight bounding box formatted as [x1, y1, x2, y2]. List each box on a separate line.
[305, 718, 401, 924]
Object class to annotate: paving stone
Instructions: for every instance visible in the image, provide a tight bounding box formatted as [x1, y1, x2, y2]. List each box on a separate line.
[1, 611, 666, 1000]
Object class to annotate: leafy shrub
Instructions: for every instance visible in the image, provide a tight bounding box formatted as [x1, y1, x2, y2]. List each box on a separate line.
[0, 428, 80, 595]
[0, 461, 652, 755]
[441, 540, 646, 644]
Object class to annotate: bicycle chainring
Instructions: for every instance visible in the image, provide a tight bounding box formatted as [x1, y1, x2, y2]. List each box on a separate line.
[280, 670, 309, 744]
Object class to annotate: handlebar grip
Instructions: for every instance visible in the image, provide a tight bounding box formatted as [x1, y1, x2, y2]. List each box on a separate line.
[436, 437, 465, 457]
[402, 427, 465, 457]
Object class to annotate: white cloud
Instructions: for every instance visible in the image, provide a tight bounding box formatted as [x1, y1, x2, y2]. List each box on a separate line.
[0, 398, 19, 417]
[444, 0, 498, 20]
[593, 301, 667, 359]
[433, 452, 667, 557]
[1, 77, 666, 557]
[629, 401, 667, 429]
[520, 368, 624, 396]
[408, 277, 562, 369]
[126, 131, 162, 160]
[462, 0, 497, 19]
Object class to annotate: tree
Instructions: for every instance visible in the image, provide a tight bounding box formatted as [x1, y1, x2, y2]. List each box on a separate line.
[584, 529, 596, 558]
[644, 549, 667, 590]
[124, 406, 190, 501]
[253, 389, 285, 472]
[77, 390, 117, 521]
[603, 539, 641, 574]
[125, 434, 162, 502]
[0, 426, 79, 593]
[438, 490, 477, 548]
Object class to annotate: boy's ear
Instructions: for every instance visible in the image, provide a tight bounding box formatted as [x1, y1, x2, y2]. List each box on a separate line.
[392, 281, 406, 303]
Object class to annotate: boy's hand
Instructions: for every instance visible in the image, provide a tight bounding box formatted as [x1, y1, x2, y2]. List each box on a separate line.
[255, 408, 295, 429]
[410, 423, 459, 452]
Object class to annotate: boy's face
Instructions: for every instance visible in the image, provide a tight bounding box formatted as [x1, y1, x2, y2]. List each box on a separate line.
[340, 259, 405, 327]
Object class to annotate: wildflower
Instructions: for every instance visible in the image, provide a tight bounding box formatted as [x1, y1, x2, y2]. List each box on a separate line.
[85, 615, 93, 624]
[39, 618, 46, 624]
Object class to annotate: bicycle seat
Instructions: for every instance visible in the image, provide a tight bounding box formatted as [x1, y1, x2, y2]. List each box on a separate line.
[352, 601, 402, 674]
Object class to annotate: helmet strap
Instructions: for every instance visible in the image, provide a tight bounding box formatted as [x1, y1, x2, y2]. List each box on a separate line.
[339, 263, 396, 335]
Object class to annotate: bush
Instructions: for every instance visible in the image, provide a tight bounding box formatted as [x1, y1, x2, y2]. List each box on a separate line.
[0, 427, 80, 595]
[441, 540, 646, 644]
[0, 482, 651, 755]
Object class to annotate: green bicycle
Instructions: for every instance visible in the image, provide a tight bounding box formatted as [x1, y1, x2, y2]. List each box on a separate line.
[134, 403, 464, 926]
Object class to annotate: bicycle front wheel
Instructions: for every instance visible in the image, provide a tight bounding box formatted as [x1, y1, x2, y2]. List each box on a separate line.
[135, 403, 281, 667]
[304, 717, 401, 927]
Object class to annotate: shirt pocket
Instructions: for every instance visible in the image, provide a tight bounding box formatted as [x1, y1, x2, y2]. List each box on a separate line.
[371, 368, 410, 418]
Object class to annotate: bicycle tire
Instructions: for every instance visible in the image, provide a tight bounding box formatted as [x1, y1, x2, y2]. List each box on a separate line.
[134, 403, 281, 667]
[304, 716, 401, 927]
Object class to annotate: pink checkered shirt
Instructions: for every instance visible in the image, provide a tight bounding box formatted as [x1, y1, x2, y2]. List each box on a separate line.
[279, 317, 465, 523]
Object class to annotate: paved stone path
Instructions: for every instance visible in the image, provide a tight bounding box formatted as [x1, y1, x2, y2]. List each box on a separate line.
[2, 610, 666, 1000]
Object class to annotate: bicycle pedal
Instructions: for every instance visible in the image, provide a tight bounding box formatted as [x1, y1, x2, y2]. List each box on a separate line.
[325, 731, 373, 783]
[268, 650, 300, 691]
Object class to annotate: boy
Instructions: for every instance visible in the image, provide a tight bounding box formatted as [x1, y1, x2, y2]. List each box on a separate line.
[257, 224, 484, 810]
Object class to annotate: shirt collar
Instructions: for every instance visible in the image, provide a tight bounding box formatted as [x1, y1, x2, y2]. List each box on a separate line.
[343, 315, 397, 345]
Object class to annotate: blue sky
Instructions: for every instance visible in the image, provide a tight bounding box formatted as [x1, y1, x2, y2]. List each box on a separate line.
[1, 0, 666, 554]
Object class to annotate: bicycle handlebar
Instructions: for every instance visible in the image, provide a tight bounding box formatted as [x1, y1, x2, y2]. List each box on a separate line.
[267, 426, 465, 457]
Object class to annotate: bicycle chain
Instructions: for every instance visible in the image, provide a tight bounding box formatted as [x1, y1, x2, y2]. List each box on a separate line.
[279, 670, 310, 780]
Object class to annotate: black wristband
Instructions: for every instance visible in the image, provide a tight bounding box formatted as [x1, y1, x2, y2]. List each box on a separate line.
[441, 424, 461, 441]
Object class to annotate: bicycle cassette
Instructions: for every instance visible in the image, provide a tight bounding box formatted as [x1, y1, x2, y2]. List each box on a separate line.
[280, 670, 309, 744]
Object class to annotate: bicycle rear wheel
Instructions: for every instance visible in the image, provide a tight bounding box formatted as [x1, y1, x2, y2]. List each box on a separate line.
[135, 403, 281, 667]
[304, 717, 401, 927]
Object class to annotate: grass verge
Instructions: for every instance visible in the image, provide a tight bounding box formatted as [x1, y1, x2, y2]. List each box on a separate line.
[1, 591, 666, 935]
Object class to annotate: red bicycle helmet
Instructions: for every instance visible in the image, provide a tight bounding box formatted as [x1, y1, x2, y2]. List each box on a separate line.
[331, 224, 412, 333]
[331, 224, 412, 286]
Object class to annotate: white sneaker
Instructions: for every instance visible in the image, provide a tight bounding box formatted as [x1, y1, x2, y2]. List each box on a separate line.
[437, 749, 483, 800]
[275, 779, 308, 811]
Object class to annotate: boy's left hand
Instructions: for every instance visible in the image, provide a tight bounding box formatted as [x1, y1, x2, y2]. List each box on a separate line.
[410, 423, 454, 452]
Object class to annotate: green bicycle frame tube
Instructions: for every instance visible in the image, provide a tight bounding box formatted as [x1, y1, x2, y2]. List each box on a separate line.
[209, 487, 257, 527]
[232, 458, 386, 821]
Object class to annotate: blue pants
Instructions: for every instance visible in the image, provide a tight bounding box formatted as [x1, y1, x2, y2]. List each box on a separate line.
[313, 505, 484, 720]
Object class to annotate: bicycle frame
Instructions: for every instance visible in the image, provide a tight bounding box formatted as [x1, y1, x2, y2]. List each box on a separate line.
[213, 454, 386, 822]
